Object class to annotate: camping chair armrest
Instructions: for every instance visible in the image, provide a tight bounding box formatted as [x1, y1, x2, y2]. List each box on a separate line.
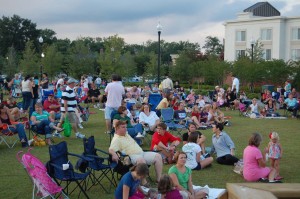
[85, 154, 108, 161]
[68, 152, 93, 161]
[50, 162, 64, 170]
[95, 148, 109, 155]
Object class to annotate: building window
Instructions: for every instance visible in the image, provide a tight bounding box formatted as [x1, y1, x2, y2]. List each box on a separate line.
[262, 49, 272, 60]
[291, 28, 300, 40]
[260, 29, 272, 41]
[291, 49, 300, 61]
[236, 31, 246, 41]
[236, 50, 246, 59]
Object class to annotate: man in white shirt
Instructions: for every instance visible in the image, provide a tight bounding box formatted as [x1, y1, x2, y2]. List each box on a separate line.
[104, 74, 125, 133]
[161, 75, 173, 94]
[231, 75, 240, 94]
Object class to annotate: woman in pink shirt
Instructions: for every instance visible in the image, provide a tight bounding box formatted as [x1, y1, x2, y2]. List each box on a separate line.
[243, 133, 279, 182]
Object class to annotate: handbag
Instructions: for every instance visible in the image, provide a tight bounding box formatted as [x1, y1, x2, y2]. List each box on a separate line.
[63, 115, 72, 137]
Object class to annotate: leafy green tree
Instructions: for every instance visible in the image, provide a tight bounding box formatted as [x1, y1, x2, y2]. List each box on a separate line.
[3, 46, 19, 76]
[42, 44, 64, 79]
[245, 39, 264, 63]
[19, 40, 39, 76]
[0, 15, 40, 56]
[262, 59, 291, 86]
[68, 40, 96, 79]
[202, 36, 223, 57]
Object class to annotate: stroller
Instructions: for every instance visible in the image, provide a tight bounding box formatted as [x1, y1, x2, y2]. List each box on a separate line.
[17, 148, 69, 199]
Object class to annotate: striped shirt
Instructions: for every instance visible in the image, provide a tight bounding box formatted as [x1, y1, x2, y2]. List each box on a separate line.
[61, 86, 77, 112]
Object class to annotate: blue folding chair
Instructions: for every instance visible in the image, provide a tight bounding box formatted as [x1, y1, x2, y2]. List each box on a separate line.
[148, 93, 162, 111]
[47, 141, 91, 199]
[82, 136, 117, 193]
[161, 108, 186, 136]
[41, 89, 55, 104]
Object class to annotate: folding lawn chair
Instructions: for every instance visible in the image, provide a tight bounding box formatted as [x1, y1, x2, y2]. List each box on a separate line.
[17, 148, 69, 199]
[41, 89, 54, 104]
[0, 123, 19, 148]
[161, 108, 186, 136]
[47, 141, 91, 199]
[80, 136, 117, 193]
[148, 93, 162, 112]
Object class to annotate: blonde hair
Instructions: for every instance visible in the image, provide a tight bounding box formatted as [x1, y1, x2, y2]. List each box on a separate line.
[271, 132, 279, 140]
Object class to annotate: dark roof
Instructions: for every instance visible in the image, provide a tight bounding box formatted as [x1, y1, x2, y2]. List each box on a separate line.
[244, 2, 280, 17]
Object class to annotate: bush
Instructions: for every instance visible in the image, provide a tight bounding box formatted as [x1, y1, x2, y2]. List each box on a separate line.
[247, 93, 260, 100]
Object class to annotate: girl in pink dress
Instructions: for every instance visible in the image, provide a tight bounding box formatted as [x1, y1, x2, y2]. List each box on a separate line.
[267, 132, 283, 180]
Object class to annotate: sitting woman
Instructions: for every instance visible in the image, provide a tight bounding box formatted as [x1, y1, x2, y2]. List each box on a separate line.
[156, 92, 173, 117]
[138, 104, 160, 133]
[113, 105, 144, 139]
[243, 133, 279, 182]
[115, 163, 149, 199]
[0, 103, 28, 147]
[30, 103, 63, 145]
[182, 132, 213, 170]
[209, 102, 225, 124]
[182, 122, 207, 155]
[168, 151, 209, 199]
[5, 97, 21, 121]
[263, 99, 280, 117]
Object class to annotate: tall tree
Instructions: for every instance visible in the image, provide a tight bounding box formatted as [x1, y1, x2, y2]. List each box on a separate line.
[19, 40, 39, 76]
[202, 36, 223, 57]
[0, 15, 40, 56]
[3, 46, 19, 76]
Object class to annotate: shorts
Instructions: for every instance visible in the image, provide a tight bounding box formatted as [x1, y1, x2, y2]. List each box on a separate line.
[60, 112, 78, 123]
[105, 106, 118, 120]
[129, 151, 158, 166]
[192, 162, 202, 170]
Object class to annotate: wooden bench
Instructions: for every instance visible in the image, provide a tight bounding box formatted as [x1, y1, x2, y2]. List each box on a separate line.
[224, 183, 300, 199]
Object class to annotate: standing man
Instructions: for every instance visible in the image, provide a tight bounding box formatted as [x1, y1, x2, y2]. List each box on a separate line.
[104, 74, 125, 133]
[211, 123, 239, 165]
[61, 78, 85, 138]
[231, 74, 239, 95]
[161, 75, 173, 94]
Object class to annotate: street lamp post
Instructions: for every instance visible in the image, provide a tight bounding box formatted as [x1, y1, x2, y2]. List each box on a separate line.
[250, 38, 255, 63]
[38, 36, 44, 80]
[157, 22, 162, 84]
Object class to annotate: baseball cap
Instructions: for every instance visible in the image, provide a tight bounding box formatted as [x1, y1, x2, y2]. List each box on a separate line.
[67, 78, 77, 84]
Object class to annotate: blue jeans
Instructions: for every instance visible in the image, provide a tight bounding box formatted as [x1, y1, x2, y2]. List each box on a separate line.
[22, 91, 32, 111]
[30, 98, 39, 117]
[127, 123, 143, 138]
[6, 123, 27, 141]
[35, 120, 52, 139]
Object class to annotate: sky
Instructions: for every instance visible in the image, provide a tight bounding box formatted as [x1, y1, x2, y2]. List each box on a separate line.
[1, 0, 300, 47]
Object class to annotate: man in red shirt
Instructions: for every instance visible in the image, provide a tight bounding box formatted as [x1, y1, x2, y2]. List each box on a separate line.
[43, 94, 61, 120]
[151, 122, 181, 164]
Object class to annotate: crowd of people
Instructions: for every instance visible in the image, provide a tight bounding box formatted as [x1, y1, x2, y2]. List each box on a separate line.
[1, 72, 297, 198]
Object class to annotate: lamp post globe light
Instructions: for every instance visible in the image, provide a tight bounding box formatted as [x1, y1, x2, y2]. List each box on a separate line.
[157, 22, 162, 84]
[39, 36, 44, 80]
[250, 38, 255, 63]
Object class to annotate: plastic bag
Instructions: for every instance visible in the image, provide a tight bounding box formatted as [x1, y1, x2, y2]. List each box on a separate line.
[63, 115, 72, 137]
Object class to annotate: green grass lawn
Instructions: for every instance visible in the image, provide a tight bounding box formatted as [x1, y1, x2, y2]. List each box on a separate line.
[1, 107, 299, 199]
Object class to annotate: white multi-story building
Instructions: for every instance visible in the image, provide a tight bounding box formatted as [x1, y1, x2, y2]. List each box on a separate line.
[224, 2, 300, 62]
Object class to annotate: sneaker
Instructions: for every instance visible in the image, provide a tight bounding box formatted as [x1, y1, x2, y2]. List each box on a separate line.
[99, 108, 105, 111]
[136, 132, 144, 139]
[93, 104, 98, 108]
[76, 132, 85, 139]
[96, 103, 100, 108]
[105, 131, 111, 134]
[28, 139, 34, 146]
[53, 131, 62, 138]
[78, 123, 84, 129]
